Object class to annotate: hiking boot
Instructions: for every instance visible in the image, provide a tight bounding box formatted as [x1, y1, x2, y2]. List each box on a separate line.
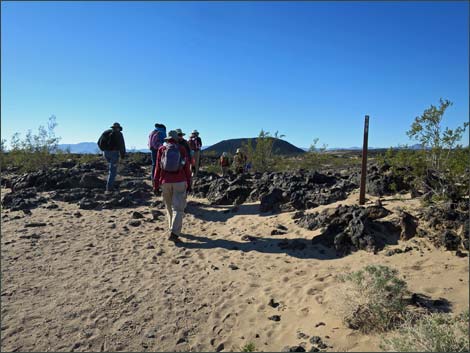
[168, 232, 181, 243]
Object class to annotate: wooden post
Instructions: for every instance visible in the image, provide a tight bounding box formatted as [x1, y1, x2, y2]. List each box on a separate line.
[359, 115, 369, 205]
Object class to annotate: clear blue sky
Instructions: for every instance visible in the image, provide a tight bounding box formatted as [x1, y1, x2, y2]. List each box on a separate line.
[2, 1, 469, 149]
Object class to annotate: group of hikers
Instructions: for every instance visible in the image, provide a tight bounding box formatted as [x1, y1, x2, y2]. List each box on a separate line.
[97, 122, 250, 242]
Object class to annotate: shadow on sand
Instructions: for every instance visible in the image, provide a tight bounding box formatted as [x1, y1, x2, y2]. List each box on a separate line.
[186, 201, 272, 222]
[175, 233, 341, 260]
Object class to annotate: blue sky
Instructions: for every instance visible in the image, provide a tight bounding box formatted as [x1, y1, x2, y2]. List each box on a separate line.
[2, 1, 469, 149]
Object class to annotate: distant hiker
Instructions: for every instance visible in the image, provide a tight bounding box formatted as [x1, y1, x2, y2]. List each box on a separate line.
[153, 130, 192, 242]
[245, 161, 252, 173]
[188, 130, 202, 177]
[97, 122, 126, 192]
[175, 129, 191, 157]
[220, 152, 230, 177]
[148, 123, 167, 181]
[233, 148, 247, 174]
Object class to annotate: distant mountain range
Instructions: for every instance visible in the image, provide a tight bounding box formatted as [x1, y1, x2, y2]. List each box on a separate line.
[57, 141, 429, 154]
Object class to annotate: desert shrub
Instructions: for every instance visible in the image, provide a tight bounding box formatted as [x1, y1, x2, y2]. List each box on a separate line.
[406, 99, 468, 200]
[241, 342, 257, 352]
[2, 116, 61, 172]
[381, 310, 470, 352]
[336, 265, 408, 333]
[78, 153, 102, 165]
[201, 163, 221, 175]
[243, 130, 285, 172]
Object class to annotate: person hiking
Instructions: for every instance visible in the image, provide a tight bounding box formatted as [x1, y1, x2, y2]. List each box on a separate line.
[153, 130, 192, 242]
[233, 148, 247, 174]
[97, 122, 126, 192]
[220, 152, 230, 177]
[175, 129, 191, 157]
[148, 123, 167, 181]
[188, 130, 202, 177]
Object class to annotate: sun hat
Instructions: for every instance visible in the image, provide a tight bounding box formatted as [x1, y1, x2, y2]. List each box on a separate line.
[175, 128, 185, 136]
[236, 148, 241, 153]
[164, 130, 179, 141]
[222, 152, 227, 157]
[192, 130, 199, 135]
[110, 122, 123, 131]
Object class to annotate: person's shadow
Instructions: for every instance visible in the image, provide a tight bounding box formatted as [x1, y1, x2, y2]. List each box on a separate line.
[175, 233, 340, 260]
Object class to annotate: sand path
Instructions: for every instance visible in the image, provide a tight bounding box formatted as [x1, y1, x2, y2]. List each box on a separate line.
[1, 189, 468, 352]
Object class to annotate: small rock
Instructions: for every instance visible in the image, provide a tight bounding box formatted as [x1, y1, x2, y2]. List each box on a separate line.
[128, 220, 142, 227]
[146, 243, 155, 249]
[151, 209, 164, 220]
[176, 337, 187, 344]
[74, 211, 82, 218]
[24, 222, 47, 227]
[282, 346, 306, 352]
[268, 299, 280, 308]
[132, 211, 145, 219]
[268, 315, 281, 322]
[228, 264, 239, 270]
[309, 336, 322, 345]
[455, 250, 468, 258]
[292, 211, 305, 220]
[314, 322, 326, 327]
[271, 229, 287, 235]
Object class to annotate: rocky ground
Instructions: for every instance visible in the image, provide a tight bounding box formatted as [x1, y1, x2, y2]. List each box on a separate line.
[1, 157, 468, 352]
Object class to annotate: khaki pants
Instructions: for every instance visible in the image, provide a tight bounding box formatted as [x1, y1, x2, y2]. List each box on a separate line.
[192, 150, 201, 177]
[161, 182, 187, 236]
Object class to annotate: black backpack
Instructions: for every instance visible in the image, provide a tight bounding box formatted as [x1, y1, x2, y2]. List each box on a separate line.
[97, 130, 113, 151]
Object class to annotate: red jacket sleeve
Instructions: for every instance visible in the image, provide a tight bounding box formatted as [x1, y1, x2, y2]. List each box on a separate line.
[181, 145, 192, 186]
[153, 146, 164, 190]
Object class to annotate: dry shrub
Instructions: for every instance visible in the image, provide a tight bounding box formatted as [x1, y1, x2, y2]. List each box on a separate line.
[335, 265, 408, 333]
[381, 310, 469, 352]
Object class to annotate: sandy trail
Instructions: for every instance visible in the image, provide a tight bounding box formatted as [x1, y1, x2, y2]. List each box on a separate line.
[1, 189, 468, 352]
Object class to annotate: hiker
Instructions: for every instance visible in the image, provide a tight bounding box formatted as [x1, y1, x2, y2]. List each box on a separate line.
[188, 130, 203, 177]
[148, 123, 167, 181]
[153, 130, 192, 242]
[175, 129, 191, 157]
[97, 122, 126, 192]
[220, 152, 230, 177]
[233, 148, 247, 174]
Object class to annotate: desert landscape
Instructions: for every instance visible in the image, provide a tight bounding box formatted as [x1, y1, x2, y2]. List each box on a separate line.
[2, 2, 469, 351]
[1, 153, 468, 352]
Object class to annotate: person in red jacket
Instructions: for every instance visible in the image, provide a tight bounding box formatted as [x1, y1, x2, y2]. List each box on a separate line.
[153, 130, 192, 242]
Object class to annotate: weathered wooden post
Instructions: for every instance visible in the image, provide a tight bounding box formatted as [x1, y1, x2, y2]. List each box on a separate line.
[359, 115, 369, 205]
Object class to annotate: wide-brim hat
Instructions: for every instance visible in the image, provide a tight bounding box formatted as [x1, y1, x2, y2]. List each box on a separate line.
[192, 130, 199, 135]
[236, 148, 241, 153]
[165, 130, 179, 141]
[175, 128, 185, 136]
[111, 122, 123, 131]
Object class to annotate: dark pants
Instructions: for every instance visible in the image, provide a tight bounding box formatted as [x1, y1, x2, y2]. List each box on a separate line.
[151, 148, 158, 181]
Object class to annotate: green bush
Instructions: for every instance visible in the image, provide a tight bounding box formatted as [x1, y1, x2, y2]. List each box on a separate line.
[381, 310, 470, 352]
[1, 115, 62, 172]
[243, 130, 285, 172]
[336, 265, 408, 333]
[241, 342, 257, 352]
